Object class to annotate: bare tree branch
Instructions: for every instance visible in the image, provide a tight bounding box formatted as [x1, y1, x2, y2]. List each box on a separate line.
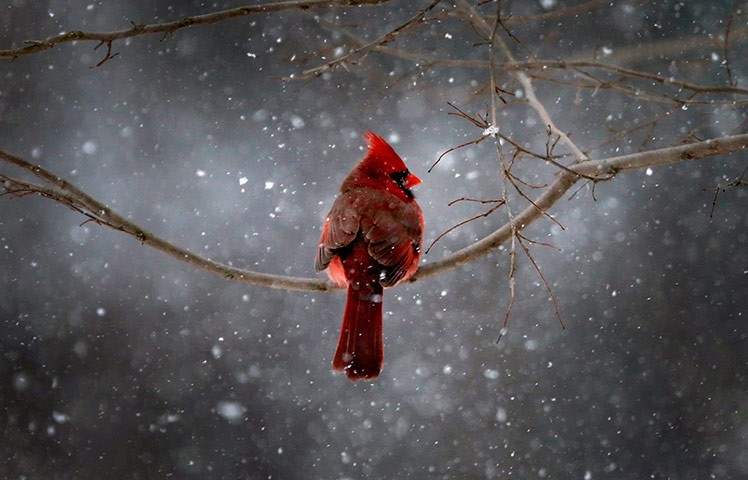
[0, 0, 392, 60]
[2, 136, 746, 291]
[0, 150, 332, 292]
[409, 133, 748, 282]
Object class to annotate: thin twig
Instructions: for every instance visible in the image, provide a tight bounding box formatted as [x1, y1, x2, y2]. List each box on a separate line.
[448, 197, 504, 206]
[92, 40, 119, 68]
[424, 200, 505, 254]
[498, 149, 518, 341]
[724, 10, 736, 87]
[498, 228, 516, 343]
[516, 232, 565, 329]
[430, 136, 489, 173]
[293, 0, 441, 79]
[504, 167, 564, 230]
[707, 165, 748, 218]
[494, 1, 532, 57]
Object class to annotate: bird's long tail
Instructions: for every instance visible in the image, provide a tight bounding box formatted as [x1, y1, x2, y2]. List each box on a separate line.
[332, 280, 384, 381]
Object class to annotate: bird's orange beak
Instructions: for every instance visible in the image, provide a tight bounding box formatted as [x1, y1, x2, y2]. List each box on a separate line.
[403, 172, 421, 189]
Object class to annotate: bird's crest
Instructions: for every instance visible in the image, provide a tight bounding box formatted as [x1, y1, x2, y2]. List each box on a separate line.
[363, 131, 409, 175]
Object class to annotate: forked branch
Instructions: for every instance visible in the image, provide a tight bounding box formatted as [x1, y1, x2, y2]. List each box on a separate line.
[409, 133, 748, 282]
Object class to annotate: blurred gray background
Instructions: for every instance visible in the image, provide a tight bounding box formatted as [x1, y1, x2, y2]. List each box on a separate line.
[1, 0, 747, 478]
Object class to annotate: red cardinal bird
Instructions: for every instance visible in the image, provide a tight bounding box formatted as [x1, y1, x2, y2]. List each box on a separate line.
[316, 132, 424, 381]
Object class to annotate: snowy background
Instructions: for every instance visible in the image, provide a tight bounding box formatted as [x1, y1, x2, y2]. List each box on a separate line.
[1, 1, 747, 478]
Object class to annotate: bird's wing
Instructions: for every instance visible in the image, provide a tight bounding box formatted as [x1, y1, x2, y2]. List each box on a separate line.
[315, 195, 360, 272]
[363, 203, 423, 287]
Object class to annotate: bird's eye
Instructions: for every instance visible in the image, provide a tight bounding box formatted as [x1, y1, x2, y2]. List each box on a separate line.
[390, 170, 414, 199]
[390, 170, 408, 186]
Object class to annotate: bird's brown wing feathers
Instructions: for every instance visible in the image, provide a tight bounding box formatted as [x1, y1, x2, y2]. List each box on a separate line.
[363, 201, 423, 287]
[316, 188, 423, 287]
[315, 197, 360, 272]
